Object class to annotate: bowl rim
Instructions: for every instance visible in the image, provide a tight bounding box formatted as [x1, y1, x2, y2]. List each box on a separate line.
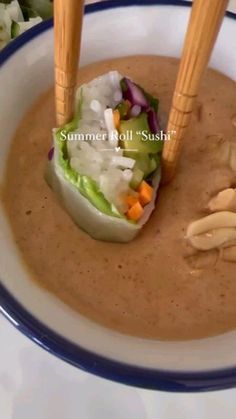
[0, 0, 236, 392]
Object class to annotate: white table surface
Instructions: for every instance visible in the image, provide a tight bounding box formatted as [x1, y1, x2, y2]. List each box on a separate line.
[1, 314, 236, 419]
[1, 1, 236, 417]
[0, 317, 236, 419]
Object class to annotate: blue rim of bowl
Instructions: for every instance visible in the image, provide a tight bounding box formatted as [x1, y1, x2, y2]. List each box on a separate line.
[0, 0, 236, 392]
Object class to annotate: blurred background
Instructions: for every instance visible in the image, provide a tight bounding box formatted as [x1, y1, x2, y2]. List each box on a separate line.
[1, 0, 236, 50]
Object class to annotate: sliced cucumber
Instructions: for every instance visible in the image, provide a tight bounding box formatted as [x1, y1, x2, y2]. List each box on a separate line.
[11, 20, 20, 37]
[130, 168, 144, 190]
[11, 16, 42, 36]
[149, 157, 158, 173]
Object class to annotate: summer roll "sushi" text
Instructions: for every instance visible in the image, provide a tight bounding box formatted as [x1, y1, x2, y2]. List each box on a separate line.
[46, 71, 163, 242]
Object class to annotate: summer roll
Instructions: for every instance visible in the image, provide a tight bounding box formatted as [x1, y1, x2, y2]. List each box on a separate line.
[46, 71, 163, 242]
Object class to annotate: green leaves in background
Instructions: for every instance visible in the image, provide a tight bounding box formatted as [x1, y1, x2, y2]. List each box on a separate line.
[19, 0, 53, 20]
[0, 0, 53, 48]
[0, 0, 53, 19]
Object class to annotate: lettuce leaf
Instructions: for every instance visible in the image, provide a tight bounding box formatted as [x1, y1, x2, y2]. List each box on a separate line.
[54, 91, 122, 218]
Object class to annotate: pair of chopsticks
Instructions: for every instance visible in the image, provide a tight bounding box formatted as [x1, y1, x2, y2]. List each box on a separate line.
[54, 0, 228, 183]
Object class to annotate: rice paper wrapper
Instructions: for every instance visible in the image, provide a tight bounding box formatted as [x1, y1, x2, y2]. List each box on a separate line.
[46, 144, 161, 243]
[46, 70, 161, 242]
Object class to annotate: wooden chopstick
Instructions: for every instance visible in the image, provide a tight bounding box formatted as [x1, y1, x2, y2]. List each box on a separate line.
[54, 0, 84, 127]
[162, 0, 228, 183]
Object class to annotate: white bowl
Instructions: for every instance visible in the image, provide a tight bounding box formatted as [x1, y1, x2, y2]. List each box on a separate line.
[0, 0, 236, 392]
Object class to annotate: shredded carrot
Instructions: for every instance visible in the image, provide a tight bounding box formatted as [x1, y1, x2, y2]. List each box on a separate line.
[113, 109, 120, 129]
[138, 181, 154, 206]
[125, 195, 139, 208]
[126, 201, 144, 221]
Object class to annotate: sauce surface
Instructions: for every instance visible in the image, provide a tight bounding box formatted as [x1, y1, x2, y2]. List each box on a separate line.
[2, 56, 236, 340]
